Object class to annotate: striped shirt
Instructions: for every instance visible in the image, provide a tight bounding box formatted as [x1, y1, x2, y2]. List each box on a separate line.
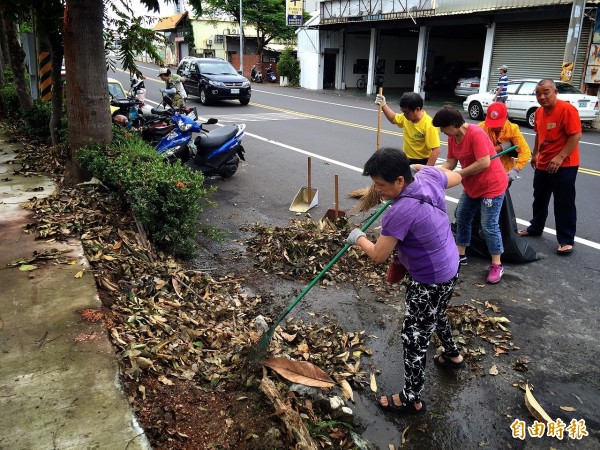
[497, 74, 509, 99]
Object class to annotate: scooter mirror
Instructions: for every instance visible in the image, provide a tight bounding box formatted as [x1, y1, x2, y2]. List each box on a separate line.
[205, 118, 218, 125]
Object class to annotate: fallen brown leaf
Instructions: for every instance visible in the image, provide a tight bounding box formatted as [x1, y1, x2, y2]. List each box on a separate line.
[339, 378, 354, 402]
[524, 384, 552, 423]
[261, 357, 335, 388]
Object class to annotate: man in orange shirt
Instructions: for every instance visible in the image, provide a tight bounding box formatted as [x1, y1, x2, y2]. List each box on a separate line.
[518, 79, 581, 255]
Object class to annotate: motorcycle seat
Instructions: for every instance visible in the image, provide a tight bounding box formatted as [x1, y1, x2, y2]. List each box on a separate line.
[111, 98, 139, 108]
[197, 125, 237, 148]
[150, 108, 172, 116]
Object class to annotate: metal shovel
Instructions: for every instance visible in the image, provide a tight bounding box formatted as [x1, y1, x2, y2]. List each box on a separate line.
[322, 174, 347, 223]
[289, 156, 318, 212]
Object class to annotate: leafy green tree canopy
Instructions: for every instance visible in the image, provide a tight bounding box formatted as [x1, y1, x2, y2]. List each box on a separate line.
[187, 0, 297, 54]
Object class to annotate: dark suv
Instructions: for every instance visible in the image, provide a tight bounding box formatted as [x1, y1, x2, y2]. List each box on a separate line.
[177, 57, 251, 106]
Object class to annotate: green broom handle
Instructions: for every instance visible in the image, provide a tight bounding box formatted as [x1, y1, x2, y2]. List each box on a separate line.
[260, 149, 517, 350]
[492, 145, 518, 159]
[269, 199, 393, 330]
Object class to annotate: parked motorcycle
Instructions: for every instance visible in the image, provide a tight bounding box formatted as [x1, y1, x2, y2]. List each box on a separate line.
[129, 75, 147, 105]
[251, 66, 263, 83]
[110, 96, 144, 129]
[111, 76, 148, 129]
[141, 95, 196, 146]
[266, 66, 277, 83]
[154, 109, 246, 178]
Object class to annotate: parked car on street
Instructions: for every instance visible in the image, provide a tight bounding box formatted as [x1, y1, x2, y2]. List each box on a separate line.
[453, 68, 481, 97]
[463, 79, 599, 127]
[176, 57, 251, 106]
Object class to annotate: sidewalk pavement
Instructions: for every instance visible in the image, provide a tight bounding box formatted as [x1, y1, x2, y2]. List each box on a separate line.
[0, 133, 150, 449]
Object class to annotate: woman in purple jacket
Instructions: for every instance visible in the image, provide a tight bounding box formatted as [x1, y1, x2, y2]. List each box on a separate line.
[346, 147, 465, 415]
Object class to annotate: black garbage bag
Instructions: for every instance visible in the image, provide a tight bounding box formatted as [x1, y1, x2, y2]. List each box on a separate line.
[457, 190, 539, 263]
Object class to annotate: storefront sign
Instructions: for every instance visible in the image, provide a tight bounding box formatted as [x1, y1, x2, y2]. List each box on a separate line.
[286, 0, 303, 27]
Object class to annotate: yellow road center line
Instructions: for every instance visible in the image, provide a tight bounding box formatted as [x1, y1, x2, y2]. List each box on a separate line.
[251, 102, 599, 176]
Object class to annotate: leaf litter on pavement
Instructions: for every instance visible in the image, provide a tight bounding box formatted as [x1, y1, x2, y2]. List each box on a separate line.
[12, 125, 527, 449]
[15, 163, 375, 447]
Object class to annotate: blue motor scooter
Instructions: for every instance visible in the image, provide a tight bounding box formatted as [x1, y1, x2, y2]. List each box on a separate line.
[154, 107, 246, 178]
[266, 65, 277, 83]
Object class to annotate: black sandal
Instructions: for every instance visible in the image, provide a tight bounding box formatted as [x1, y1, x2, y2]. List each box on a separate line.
[434, 352, 466, 369]
[378, 393, 427, 415]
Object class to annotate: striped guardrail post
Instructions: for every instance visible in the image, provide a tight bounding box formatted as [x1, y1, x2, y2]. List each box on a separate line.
[38, 51, 52, 101]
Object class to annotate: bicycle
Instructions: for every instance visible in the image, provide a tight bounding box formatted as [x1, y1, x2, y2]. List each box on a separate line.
[356, 74, 367, 89]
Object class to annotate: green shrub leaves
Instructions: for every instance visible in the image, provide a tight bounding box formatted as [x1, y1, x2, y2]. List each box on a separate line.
[78, 127, 213, 257]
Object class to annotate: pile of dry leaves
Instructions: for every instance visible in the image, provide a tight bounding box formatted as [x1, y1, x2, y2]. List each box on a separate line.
[15, 173, 375, 448]
[244, 219, 521, 370]
[244, 218, 405, 299]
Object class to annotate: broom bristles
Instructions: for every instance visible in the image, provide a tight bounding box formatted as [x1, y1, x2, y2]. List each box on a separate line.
[348, 187, 369, 199]
[352, 184, 383, 212]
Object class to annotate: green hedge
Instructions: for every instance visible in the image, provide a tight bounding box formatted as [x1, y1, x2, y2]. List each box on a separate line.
[19, 101, 52, 139]
[276, 47, 300, 86]
[0, 69, 54, 140]
[78, 127, 213, 257]
[0, 69, 20, 117]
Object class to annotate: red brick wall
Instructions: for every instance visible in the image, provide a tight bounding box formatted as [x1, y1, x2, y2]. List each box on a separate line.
[229, 54, 268, 79]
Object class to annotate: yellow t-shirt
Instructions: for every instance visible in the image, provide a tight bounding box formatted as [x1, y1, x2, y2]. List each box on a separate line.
[393, 112, 440, 160]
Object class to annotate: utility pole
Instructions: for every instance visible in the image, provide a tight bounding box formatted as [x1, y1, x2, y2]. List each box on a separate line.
[239, 0, 244, 76]
[561, 0, 586, 83]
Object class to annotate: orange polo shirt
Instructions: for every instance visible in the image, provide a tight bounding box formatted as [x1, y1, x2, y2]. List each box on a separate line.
[534, 100, 581, 171]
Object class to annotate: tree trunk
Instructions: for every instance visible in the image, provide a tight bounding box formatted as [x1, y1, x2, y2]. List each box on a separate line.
[0, 18, 9, 65]
[1, 8, 33, 110]
[0, 5, 9, 86]
[63, 0, 111, 184]
[0, 35, 5, 86]
[32, 0, 66, 145]
[48, 34, 64, 145]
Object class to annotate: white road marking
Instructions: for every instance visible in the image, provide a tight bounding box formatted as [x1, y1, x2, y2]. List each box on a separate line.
[142, 80, 599, 249]
[251, 88, 600, 146]
[126, 65, 600, 146]
[244, 130, 600, 251]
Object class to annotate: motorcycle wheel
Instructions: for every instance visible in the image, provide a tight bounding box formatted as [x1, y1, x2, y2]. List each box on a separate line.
[218, 156, 239, 178]
[169, 146, 191, 164]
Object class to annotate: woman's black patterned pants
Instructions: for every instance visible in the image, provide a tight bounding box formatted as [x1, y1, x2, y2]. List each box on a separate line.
[401, 271, 460, 404]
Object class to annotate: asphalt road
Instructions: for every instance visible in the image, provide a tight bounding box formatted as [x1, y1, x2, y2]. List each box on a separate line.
[120, 64, 600, 249]
[112, 64, 600, 449]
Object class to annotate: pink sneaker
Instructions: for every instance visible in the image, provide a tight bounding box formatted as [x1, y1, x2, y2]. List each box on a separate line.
[487, 263, 504, 284]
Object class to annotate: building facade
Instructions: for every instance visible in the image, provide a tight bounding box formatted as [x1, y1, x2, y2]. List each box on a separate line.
[298, 0, 600, 97]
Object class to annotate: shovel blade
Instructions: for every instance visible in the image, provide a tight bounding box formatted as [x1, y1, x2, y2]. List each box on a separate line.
[322, 209, 347, 222]
[289, 187, 318, 212]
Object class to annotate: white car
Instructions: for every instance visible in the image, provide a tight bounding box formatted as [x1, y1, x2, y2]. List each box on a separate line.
[463, 79, 599, 127]
[454, 68, 481, 97]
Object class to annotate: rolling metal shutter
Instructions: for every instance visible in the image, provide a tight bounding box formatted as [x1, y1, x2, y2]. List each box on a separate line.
[489, 18, 591, 90]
